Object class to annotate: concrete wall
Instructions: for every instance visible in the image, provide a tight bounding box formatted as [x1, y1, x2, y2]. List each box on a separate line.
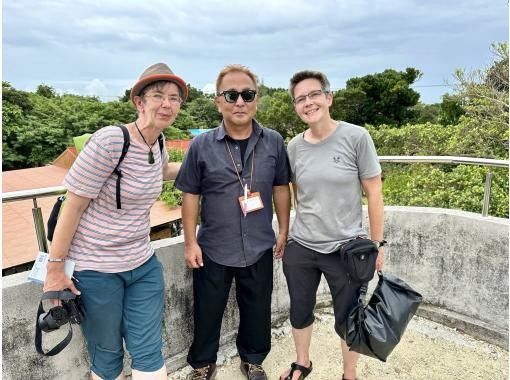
[380, 206, 508, 330]
[2, 206, 508, 379]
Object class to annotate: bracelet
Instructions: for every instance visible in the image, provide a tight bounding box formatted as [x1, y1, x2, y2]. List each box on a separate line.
[47, 258, 66, 263]
[374, 240, 387, 248]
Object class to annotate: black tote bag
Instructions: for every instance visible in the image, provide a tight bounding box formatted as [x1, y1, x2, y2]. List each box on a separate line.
[345, 271, 423, 362]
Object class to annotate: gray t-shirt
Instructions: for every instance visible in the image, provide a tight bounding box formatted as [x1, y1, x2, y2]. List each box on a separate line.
[287, 121, 381, 253]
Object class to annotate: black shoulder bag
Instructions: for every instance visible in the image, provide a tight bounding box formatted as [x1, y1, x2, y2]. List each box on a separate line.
[339, 237, 379, 283]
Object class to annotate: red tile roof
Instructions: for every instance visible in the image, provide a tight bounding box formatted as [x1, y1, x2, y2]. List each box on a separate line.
[166, 139, 191, 151]
[2, 162, 182, 269]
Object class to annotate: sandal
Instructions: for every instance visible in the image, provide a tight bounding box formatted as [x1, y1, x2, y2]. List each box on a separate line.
[283, 361, 312, 380]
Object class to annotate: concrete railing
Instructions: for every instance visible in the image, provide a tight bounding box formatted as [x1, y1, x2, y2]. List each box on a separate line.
[2, 207, 509, 379]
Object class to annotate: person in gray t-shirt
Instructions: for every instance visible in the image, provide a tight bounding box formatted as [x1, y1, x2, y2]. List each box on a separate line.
[279, 71, 385, 380]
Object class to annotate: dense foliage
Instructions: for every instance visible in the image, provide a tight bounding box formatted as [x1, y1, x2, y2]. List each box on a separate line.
[367, 43, 509, 217]
[2, 82, 189, 170]
[3, 43, 508, 217]
[331, 68, 422, 126]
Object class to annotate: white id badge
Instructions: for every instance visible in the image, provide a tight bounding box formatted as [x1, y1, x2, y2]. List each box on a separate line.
[238, 192, 264, 215]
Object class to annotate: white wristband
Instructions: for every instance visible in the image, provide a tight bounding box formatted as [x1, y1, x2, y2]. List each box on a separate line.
[47, 258, 66, 263]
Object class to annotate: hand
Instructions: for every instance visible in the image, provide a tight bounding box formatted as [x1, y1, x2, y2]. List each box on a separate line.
[375, 248, 384, 272]
[185, 242, 203, 269]
[274, 232, 288, 259]
[43, 263, 80, 306]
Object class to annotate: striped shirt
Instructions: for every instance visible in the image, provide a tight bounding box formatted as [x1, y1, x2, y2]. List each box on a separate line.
[64, 125, 168, 273]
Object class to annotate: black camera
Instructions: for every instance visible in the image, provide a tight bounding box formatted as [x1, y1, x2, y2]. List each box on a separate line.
[35, 290, 85, 356]
[38, 291, 85, 332]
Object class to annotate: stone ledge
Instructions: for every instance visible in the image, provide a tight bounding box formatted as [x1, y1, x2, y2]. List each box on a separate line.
[416, 303, 509, 350]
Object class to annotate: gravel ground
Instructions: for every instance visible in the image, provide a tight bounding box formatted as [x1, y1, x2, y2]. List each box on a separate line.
[168, 312, 508, 380]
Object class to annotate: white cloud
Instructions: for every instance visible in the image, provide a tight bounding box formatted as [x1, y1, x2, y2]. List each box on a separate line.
[202, 83, 216, 95]
[85, 79, 108, 98]
[3, 0, 508, 103]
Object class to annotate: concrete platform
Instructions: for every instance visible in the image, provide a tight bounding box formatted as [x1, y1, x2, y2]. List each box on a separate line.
[168, 312, 508, 380]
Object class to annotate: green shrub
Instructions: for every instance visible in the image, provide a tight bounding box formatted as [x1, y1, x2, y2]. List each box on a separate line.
[159, 149, 186, 207]
[382, 164, 508, 218]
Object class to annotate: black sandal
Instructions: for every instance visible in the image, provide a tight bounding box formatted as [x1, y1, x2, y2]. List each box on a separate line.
[283, 361, 312, 380]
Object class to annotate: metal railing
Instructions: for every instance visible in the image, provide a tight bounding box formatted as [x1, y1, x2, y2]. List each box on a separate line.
[378, 156, 508, 168]
[3, 186, 66, 254]
[2, 156, 509, 255]
[378, 156, 508, 217]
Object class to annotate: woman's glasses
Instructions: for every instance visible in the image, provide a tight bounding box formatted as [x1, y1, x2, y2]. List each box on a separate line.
[218, 90, 257, 103]
[144, 93, 183, 105]
[293, 90, 326, 106]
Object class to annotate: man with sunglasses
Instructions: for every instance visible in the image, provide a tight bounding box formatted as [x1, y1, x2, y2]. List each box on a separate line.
[175, 64, 291, 380]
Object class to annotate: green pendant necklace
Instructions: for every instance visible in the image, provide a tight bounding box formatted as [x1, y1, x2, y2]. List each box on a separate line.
[134, 122, 156, 164]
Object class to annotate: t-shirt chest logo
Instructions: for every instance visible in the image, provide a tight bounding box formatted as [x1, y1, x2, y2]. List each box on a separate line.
[333, 155, 342, 164]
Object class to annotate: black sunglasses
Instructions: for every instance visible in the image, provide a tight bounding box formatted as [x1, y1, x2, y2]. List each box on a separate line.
[218, 89, 257, 103]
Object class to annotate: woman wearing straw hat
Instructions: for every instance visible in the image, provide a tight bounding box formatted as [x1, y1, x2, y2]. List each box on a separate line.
[43, 63, 188, 380]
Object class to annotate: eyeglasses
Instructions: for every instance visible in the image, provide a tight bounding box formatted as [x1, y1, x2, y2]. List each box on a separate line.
[293, 90, 327, 106]
[217, 90, 257, 103]
[144, 93, 183, 105]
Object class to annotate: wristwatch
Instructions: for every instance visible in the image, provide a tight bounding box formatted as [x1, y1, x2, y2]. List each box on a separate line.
[374, 240, 387, 249]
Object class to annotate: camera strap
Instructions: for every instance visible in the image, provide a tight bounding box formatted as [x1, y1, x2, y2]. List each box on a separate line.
[35, 291, 75, 356]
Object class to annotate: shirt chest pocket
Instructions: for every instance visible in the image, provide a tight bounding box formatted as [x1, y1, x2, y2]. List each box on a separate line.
[254, 156, 277, 185]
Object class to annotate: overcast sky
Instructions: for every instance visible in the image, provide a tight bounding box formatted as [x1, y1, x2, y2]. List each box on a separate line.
[3, 0, 508, 103]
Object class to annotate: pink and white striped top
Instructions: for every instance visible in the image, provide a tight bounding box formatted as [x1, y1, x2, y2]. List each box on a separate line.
[64, 125, 168, 273]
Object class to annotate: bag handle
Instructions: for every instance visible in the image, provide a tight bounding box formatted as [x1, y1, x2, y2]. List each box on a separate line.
[358, 271, 383, 301]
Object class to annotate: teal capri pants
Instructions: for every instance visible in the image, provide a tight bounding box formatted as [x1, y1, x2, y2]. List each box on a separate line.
[74, 254, 165, 380]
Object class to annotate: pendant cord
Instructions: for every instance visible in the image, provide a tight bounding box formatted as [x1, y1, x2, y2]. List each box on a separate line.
[225, 139, 255, 191]
[134, 121, 157, 164]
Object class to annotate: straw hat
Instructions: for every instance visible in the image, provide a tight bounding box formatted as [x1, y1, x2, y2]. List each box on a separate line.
[130, 63, 188, 105]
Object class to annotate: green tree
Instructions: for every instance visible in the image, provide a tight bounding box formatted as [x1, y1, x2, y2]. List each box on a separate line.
[368, 123, 457, 156]
[2, 86, 142, 169]
[185, 85, 205, 104]
[257, 83, 286, 97]
[172, 108, 199, 131]
[159, 149, 186, 207]
[451, 42, 508, 159]
[256, 91, 305, 140]
[120, 88, 131, 102]
[185, 97, 221, 128]
[382, 164, 508, 218]
[2, 81, 33, 113]
[36, 84, 56, 98]
[331, 68, 422, 126]
[438, 94, 465, 126]
[409, 102, 440, 124]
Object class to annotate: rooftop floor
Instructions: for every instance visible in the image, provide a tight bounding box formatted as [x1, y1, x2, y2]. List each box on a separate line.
[168, 312, 508, 380]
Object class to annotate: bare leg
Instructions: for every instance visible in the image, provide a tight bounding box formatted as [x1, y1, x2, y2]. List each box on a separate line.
[341, 339, 359, 380]
[91, 371, 126, 380]
[132, 366, 167, 380]
[279, 325, 313, 380]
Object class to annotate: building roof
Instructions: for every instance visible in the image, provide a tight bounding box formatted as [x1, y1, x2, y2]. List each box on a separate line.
[52, 147, 78, 169]
[3, 166, 69, 191]
[166, 139, 191, 151]
[2, 163, 182, 269]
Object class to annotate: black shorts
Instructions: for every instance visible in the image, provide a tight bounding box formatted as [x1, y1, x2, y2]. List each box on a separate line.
[282, 240, 362, 338]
